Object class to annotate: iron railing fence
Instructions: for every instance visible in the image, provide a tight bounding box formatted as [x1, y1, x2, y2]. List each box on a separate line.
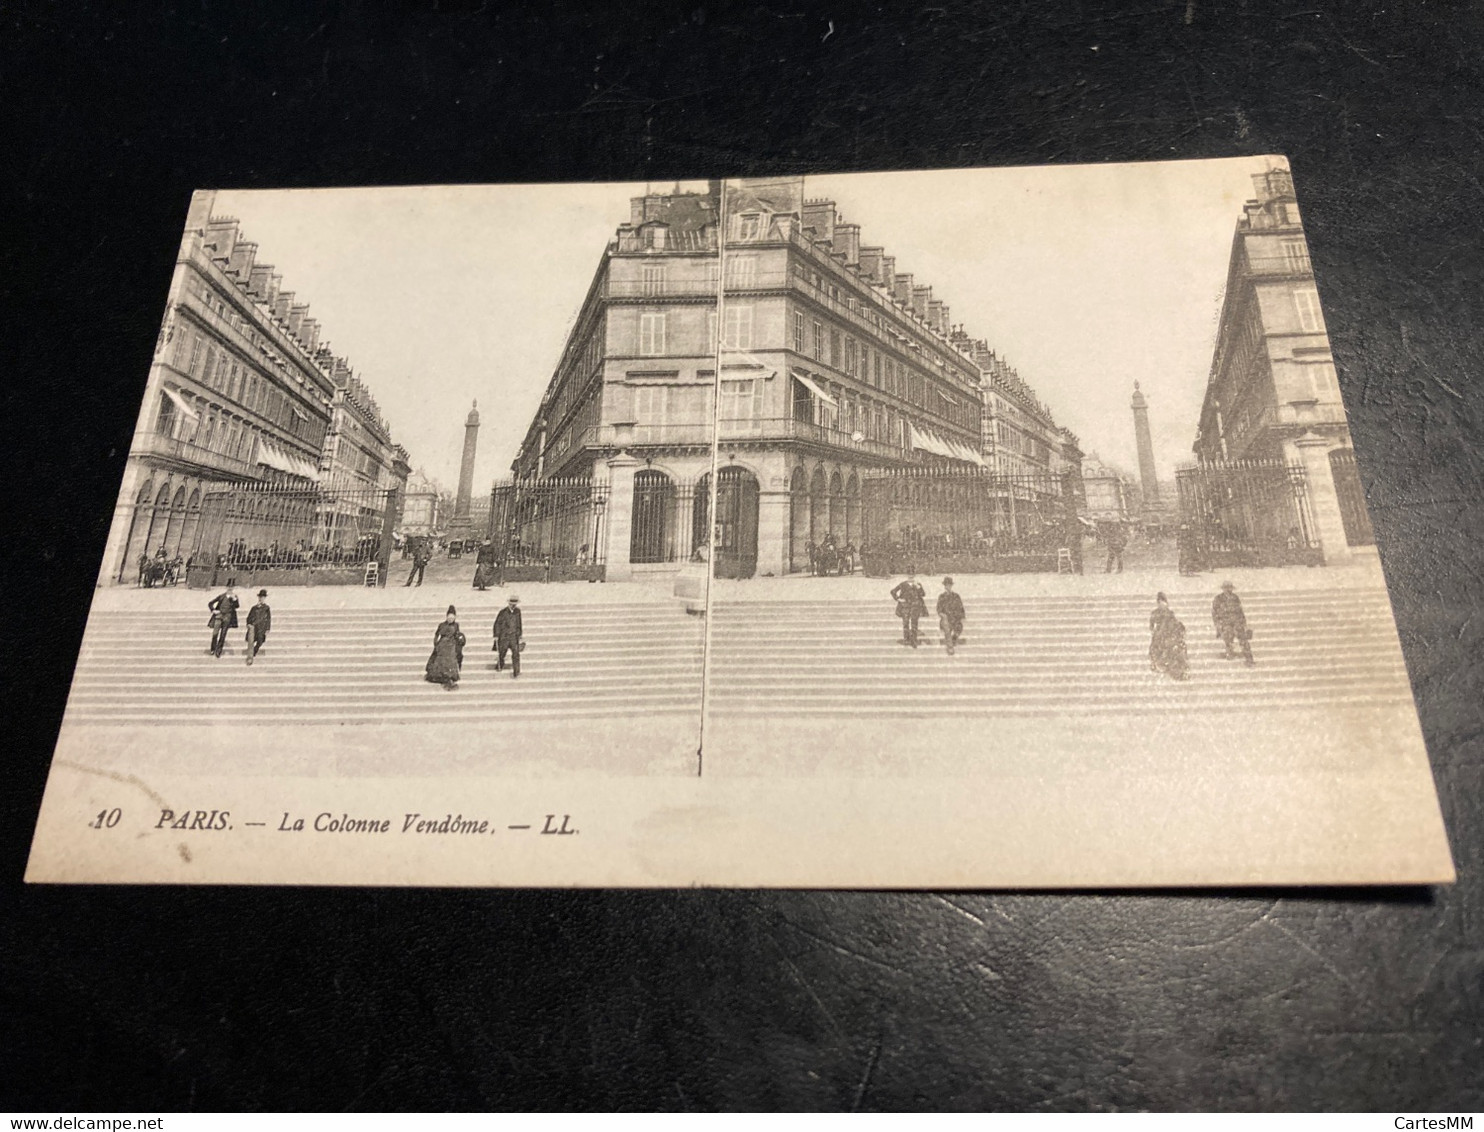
[1175, 458, 1321, 571]
[854, 467, 1081, 575]
[488, 477, 610, 582]
[192, 485, 400, 572]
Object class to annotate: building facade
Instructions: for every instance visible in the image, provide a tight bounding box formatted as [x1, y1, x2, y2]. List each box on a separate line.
[1191, 165, 1373, 559]
[400, 469, 443, 537]
[508, 177, 1069, 578]
[318, 364, 409, 549]
[101, 191, 408, 584]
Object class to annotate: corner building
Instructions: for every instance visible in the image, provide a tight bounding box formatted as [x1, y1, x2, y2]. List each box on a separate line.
[511, 178, 1011, 579]
[1192, 165, 1374, 558]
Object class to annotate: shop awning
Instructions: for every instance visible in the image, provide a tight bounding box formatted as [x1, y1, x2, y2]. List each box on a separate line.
[162, 385, 200, 421]
[910, 423, 985, 466]
[255, 437, 320, 481]
[790, 369, 838, 406]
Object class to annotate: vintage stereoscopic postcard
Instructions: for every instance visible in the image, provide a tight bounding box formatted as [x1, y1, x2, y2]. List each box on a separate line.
[26, 158, 1454, 886]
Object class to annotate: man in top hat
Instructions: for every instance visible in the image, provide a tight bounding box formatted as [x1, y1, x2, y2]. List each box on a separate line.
[245, 588, 272, 666]
[1211, 580, 1255, 666]
[493, 595, 524, 678]
[206, 581, 240, 658]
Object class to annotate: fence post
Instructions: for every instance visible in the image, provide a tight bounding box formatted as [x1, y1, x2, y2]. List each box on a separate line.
[1290, 432, 1350, 566]
[603, 453, 641, 582]
[378, 488, 401, 586]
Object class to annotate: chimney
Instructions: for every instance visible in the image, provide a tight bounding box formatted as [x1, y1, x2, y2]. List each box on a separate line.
[228, 239, 257, 280]
[802, 199, 837, 245]
[205, 217, 239, 261]
[835, 222, 861, 265]
[272, 289, 294, 323]
[881, 256, 896, 289]
[893, 273, 913, 305]
[183, 190, 216, 238]
[288, 302, 309, 341]
[929, 301, 949, 334]
[301, 318, 320, 354]
[247, 264, 275, 301]
[912, 285, 933, 318]
[858, 246, 884, 284]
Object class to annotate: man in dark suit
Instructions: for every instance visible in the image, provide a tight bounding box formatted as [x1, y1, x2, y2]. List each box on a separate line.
[493, 595, 523, 678]
[404, 538, 431, 586]
[245, 588, 271, 666]
[1212, 580, 1255, 666]
[936, 576, 966, 655]
[206, 582, 240, 658]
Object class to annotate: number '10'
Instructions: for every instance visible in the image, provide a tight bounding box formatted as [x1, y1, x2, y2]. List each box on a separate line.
[89, 808, 121, 829]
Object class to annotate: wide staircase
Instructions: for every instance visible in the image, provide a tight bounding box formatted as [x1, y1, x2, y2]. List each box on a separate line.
[703, 587, 1415, 718]
[62, 588, 1413, 727]
[64, 602, 705, 726]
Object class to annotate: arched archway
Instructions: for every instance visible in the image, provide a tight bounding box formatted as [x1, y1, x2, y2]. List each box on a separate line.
[630, 469, 675, 564]
[146, 482, 173, 559]
[120, 480, 155, 582]
[809, 466, 828, 555]
[789, 465, 809, 573]
[694, 467, 760, 579]
[845, 473, 861, 547]
[162, 486, 188, 556]
[828, 471, 844, 539]
[179, 488, 203, 564]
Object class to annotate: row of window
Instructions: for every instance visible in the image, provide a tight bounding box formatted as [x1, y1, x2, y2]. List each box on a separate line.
[173, 325, 328, 448]
[157, 393, 297, 472]
[629, 305, 977, 435]
[788, 307, 978, 433]
[994, 420, 1052, 464]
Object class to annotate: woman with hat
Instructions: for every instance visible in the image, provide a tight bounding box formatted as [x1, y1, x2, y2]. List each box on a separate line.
[425, 605, 466, 690]
[1148, 592, 1189, 681]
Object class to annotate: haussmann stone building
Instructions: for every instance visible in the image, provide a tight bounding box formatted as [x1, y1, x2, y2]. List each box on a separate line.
[506, 177, 1076, 580]
[101, 191, 410, 586]
[1189, 165, 1374, 565]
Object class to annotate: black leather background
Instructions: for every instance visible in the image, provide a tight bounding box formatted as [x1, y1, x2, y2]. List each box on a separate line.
[2, 1, 1481, 1111]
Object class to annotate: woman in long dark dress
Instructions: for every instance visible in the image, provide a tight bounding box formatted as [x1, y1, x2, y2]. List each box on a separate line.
[1148, 592, 1189, 681]
[472, 540, 497, 590]
[426, 605, 466, 690]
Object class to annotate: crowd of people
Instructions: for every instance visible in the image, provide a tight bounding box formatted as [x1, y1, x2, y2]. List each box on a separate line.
[136, 547, 186, 587]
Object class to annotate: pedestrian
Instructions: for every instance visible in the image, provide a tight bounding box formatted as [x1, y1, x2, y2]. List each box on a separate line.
[405, 538, 430, 587]
[1148, 592, 1189, 680]
[244, 588, 271, 666]
[1104, 521, 1128, 574]
[1212, 580, 1255, 666]
[472, 539, 496, 590]
[206, 581, 240, 658]
[425, 605, 465, 690]
[936, 576, 966, 655]
[493, 595, 523, 678]
[890, 574, 928, 648]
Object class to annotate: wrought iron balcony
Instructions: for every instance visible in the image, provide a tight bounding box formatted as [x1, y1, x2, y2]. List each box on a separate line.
[134, 430, 262, 479]
[565, 418, 916, 461]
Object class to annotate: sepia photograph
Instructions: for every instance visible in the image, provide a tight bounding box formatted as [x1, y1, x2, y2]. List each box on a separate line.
[25, 157, 1454, 887]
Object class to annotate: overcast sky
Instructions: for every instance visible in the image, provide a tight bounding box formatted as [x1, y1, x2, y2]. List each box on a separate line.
[213, 155, 1284, 490]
